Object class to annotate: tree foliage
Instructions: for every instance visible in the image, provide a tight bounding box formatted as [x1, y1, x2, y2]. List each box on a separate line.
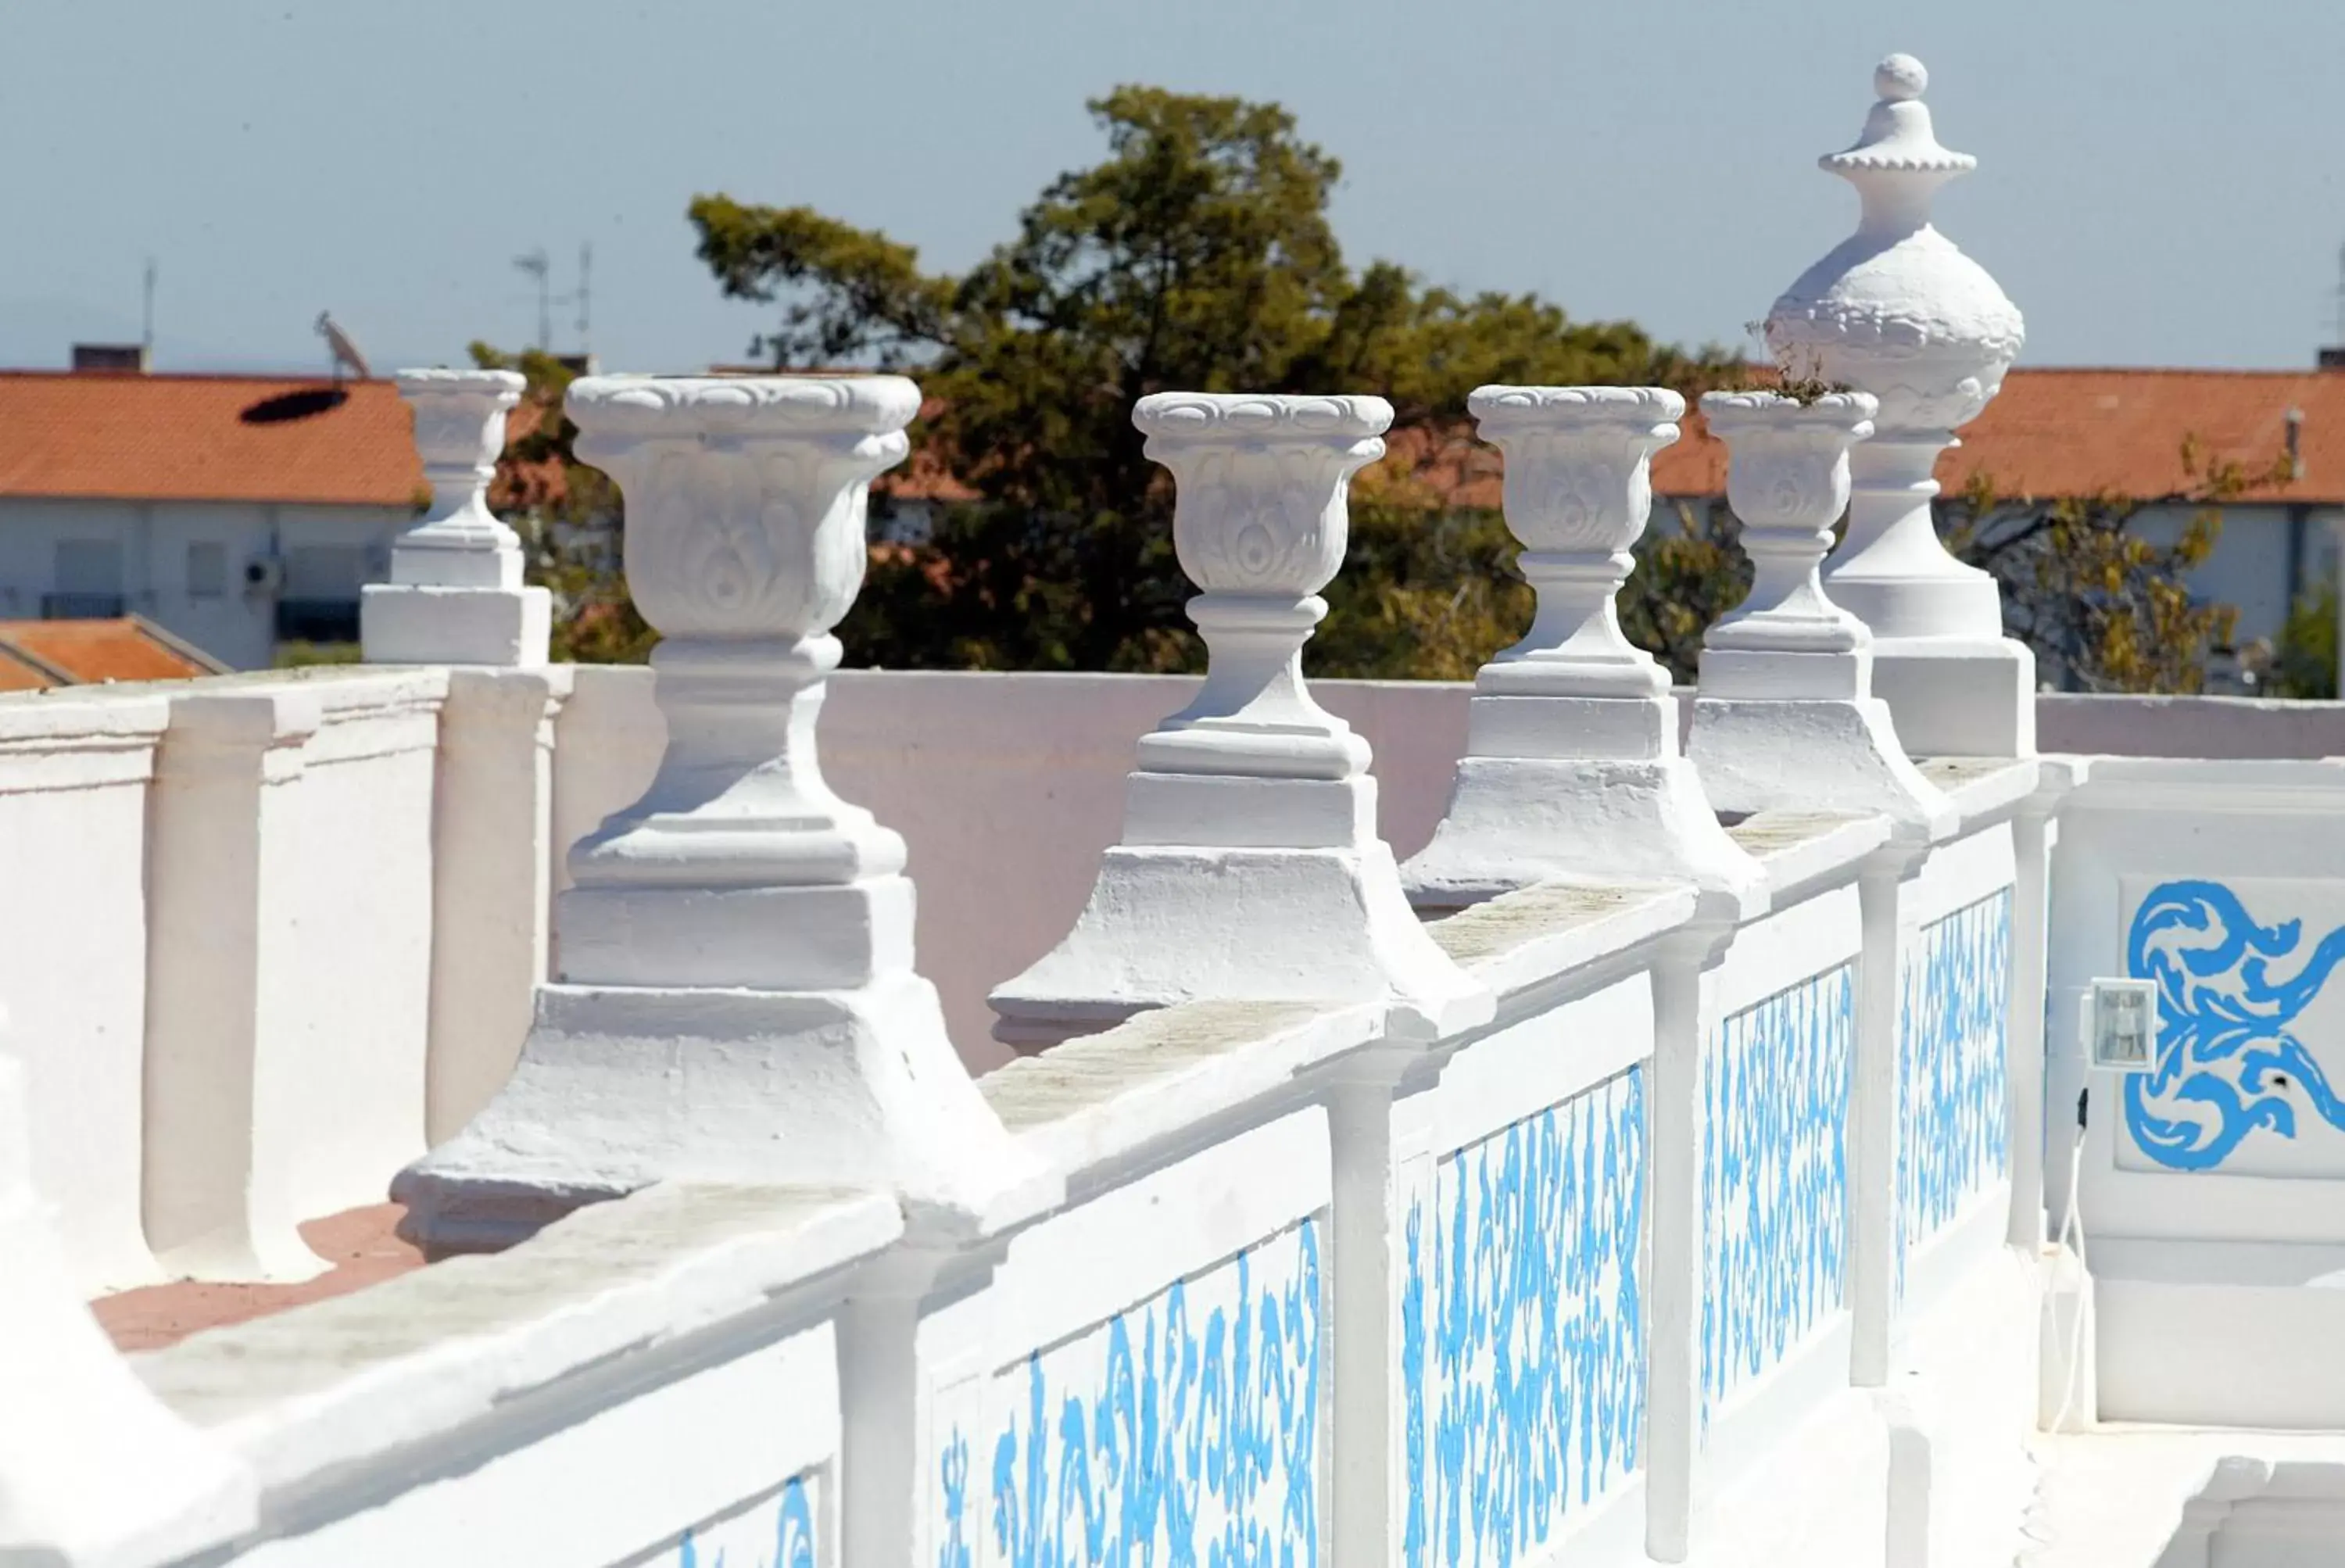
[689, 85, 1729, 675]
[1945, 438, 2289, 694]
[466, 342, 653, 664]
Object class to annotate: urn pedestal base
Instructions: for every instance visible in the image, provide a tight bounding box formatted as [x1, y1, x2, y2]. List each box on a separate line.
[1688, 692, 1956, 839]
[396, 976, 1040, 1255]
[989, 776, 1486, 1052]
[361, 582, 550, 668]
[1867, 637, 2036, 760]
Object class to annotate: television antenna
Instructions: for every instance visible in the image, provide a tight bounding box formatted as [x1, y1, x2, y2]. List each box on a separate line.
[567, 242, 593, 356]
[141, 259, 156, 355]
[314, 311, 372, 381]
[2329, 242, 2345, 342]
[514, 247, 553, 352]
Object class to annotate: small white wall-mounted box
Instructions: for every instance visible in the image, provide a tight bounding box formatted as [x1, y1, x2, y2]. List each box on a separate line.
[2083, 978, 2159, 1074]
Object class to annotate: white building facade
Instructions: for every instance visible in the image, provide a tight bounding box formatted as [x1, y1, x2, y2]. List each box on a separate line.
[0, 373, 421, 668]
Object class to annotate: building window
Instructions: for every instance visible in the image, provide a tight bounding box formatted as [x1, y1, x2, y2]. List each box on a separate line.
[47, 539, 124, 620]
[274, 544, 367, 646]
[187, 542, 226, 600]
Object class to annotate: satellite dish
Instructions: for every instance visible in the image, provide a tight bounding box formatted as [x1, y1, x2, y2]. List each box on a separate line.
[314, 311, 372, 381]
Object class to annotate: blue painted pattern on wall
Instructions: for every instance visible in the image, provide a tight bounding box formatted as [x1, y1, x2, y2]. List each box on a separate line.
[2125, 879, 2345, 1170]
[979, 1218, 1320, 1566]
[670, 1474, 815, 1568]
[1402, 1065, 1647, 1566]
[1702, 964, 1854, 1413]
[1896, 888, 2014, 1287]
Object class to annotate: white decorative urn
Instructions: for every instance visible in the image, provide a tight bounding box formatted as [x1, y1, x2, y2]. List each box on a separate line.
[398, 377, 1046, 1252]
[360, 368, 552, 667]
[1686, 392, 1953, 836]
[990, 393, 1484, 1050]
[1401, 386, 1759, 911]
[1766, 52, 2034, 755]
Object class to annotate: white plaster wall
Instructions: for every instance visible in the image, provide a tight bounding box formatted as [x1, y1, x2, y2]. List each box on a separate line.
[0, 689, 168, 1291]
[542, 669, 2345, 1073]
[277, 673, 442, 1212]
[234, 1320, 840, 1568]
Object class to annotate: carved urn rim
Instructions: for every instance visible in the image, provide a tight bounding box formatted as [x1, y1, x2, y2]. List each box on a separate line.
[396, 367, 525, 399]
[1699, 388, 1878, 435]
[566, 374, 923, 439]
[1468, 384, 1685, 435]
[1133, 392, 1394, 446]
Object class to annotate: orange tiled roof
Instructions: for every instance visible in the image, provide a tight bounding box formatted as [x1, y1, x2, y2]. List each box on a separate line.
[0, 372, 424, 507]
[1645, 367, 2345, 507]
[0, 617, 228, 688]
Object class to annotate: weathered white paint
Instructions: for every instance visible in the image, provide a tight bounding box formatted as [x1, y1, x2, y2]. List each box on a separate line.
[0, 689, 167, 1291]
[1772, 55, 2035, 758]
[360, 369, 551, 668]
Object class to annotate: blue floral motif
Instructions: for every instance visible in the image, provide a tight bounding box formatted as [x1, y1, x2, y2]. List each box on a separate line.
[939, 1427, 972, 1568]
[2125, 879, 2345, 1170]
[1702, 965, 1854, 1413]
[670, 1474, 815, 1568]
[1896, 889, 2014, 1289]
[986, 1219, 1320, 1567]
[1405, 1067, 1647, 1566]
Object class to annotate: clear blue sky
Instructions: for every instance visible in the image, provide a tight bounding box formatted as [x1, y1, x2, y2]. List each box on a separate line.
[4, 0, 2341, 378]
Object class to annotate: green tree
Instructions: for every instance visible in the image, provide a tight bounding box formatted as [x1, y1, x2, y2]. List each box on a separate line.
[2268, 579, 2339, 700]
[690, 85, 1730, 676]
[1946, 438, 2290, 694]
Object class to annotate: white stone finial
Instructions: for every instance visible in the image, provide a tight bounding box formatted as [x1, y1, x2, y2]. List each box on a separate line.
[1874, 52, 1928, 100]
[1765, 53, 2035, 757]
[361, 368, 553, 666]
[1401, 387, 1761, 912]
[0, 1031, 256, 1565]
[1686, 391, 1955, 836]
[398, 376, 1049, 1252]
[989, 392, 1485, 1051]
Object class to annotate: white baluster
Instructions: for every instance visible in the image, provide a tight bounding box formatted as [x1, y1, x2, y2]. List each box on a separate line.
[362, 368, 553, 667]
[989, 392, 1484, 1051]
[1402, 385, 1760, 915]
[398, 377, 1047, 1253]
[1686, 390, 1954, 836]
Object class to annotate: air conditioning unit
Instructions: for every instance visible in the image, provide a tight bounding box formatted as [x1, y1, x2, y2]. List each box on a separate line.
[243, 557, 284, 593]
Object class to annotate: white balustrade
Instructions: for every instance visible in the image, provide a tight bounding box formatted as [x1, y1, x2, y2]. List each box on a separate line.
[1768, 54, 2034, 757]
[361, 367, 552, 668]
[1402, 385, 1761, 915]
[988, 392, 1484, 1051]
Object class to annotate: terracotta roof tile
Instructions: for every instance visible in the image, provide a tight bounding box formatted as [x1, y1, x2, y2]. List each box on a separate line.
[1644, 367, 2345, 507]
[0, 617, 227, 686]
[0, 372, 424, 507]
